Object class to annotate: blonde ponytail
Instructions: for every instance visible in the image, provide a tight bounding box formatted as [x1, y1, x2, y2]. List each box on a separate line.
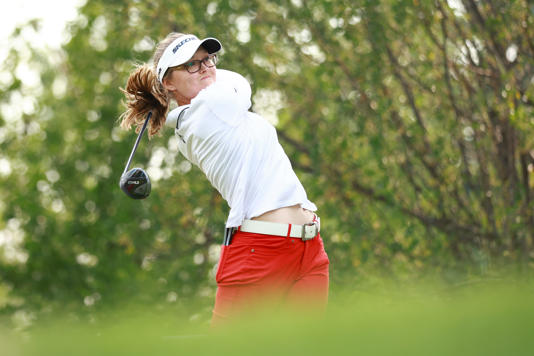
[119, 32, 185, 137]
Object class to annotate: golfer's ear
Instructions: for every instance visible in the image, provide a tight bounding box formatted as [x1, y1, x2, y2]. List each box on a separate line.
[162, 76, 176, 92]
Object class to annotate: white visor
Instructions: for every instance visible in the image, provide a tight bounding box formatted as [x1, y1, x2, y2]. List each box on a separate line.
[156, 34, 222, 83]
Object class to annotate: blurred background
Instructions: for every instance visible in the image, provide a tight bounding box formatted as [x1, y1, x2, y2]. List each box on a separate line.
[1, 0, 533, 331]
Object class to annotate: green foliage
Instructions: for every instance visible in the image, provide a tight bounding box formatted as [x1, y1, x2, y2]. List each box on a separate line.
[5, 280, 534, 356]
[0, 0, 533, 320]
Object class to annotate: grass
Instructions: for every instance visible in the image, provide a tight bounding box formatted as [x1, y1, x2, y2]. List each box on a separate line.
[4, 279, 534, 356]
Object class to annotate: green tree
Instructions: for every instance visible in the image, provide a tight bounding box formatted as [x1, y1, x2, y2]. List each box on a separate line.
[1, 0, 533, 317]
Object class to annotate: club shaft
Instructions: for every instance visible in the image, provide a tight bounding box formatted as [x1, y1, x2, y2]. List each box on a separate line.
[123, 112, 152, 175]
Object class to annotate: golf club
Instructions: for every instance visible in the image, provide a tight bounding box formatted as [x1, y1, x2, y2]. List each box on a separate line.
[119, 111, 152, 199]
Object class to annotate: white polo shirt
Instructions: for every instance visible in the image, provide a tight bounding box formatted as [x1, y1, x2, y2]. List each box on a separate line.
[166, 69, 317, 227]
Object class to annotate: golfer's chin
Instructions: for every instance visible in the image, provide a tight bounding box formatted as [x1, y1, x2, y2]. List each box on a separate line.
[200, 77, 215, 86]
[189, 78, 216, 101]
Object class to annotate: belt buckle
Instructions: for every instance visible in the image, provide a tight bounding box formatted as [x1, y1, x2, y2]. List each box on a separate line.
[301, 222, 318, 241]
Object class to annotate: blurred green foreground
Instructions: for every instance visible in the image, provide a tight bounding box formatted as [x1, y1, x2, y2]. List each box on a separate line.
[1, 2, 534, 354]
[3, 280, 533, 356]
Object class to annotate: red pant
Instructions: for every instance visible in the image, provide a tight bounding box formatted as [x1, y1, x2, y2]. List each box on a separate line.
[212, 230, 329, 325]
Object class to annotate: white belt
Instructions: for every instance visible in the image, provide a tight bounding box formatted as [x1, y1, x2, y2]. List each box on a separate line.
[239, 216, 320, 241]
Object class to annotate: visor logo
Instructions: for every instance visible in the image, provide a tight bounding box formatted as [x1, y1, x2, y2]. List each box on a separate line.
[172, 37, 196, 54]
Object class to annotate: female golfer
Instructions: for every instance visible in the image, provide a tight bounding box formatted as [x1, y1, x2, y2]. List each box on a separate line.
[120, 32, 329, 324]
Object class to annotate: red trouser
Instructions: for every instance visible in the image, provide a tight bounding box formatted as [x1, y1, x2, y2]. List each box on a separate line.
[212, 230, 330, 325]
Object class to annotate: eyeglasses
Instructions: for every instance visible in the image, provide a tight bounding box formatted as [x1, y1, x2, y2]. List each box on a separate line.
[173, 54, 218, 73]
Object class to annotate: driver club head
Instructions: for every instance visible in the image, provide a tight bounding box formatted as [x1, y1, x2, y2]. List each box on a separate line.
[120, 167, 151, 199]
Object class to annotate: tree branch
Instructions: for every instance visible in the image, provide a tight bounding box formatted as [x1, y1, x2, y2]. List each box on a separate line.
[463, 0, 508, 70]
[338, 165, 498, 243]
[384, 44, 428, 134]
